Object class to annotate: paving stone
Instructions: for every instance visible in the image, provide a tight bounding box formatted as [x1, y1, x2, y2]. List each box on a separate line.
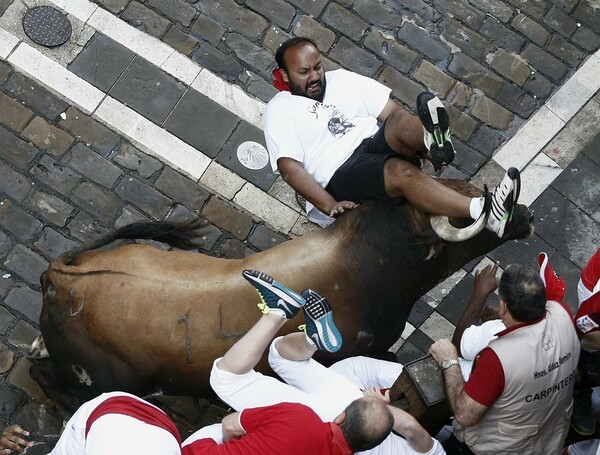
[504, 0, 547, 20]
[0, 161, 33, 203]
[59, 107, 121, 157]
[109, 57, 186, 124]
[14, 402, 62, 448]
[26, 192, 74, 228]
[0, 61, 11, 85]
[435, 273, 475, 325]
[115, 177, 172, 219]
[69, 34, 135, 93]
[95, 0, 130, 13]
[21, 117, 73, 156]
[225, 33, 274, 80]
[67, 211, 110, 242]
[442, 18, 491, 61]
[0, 305, 14, 333]
[215, 121, 276, 192]
[113, 142, 162, 179]
[197, 0, 268, 39]
[163, 89, 239, 158]
[524, 72, 554, 100]
[30, 155, 81, 196]
[497, 84, 538, 119]
[3, 244, 48, 288]
[7, 358, 50, 405]
[246, 0, 295, 29]
[121, 1, 170, 37]
[329, 38, 382, 78]
[480, 16, 526, 54]
[321, 2, 369, 41]
[33, 227, 79, 260]
[115, 205, 149, 228]
[470, 93, 513, 130]
[447, 82, 472, 109]
[201, 197, 252, 240]
[154, 166, 210, 211]
[72, 180, 123, 221]
[0, 343, 13, 373]
[63, 142, 123, 189]
[2, 73, 68, 121]
[573, 1, 600, 33]
[8, 320, 39, 354]
[4, 283, 42, 323]
[147, 0, 197, 27]
[521, 43, 569, 84]
[364, 30, 419, 75]
[548, 0, 577, 13]
[407, 298, 435, 327]
[0, 230, 11, 262]
[552, 154, 600, 216]
[286, 0, 327, 17]
[511, 13, 550, 47]
[0, 91, 34, 133]
[378, 67, 424, 109]
[571, 25, 600, 52]
[247, 74, 278, 104]
[412, 60, 456, 97]
[263, 26, 289, 55]
[389, 0, 441, 23]
[547, 34, 585, 67]
[582, 132, 600, 167]
[395, 340, 424, 365]
[163, 26, 200, 56]
[397, 22, 450, 65]
[293, 16, 336, 53]
[451, 139, 487, 175]
[0, 201, 42, 243]
[531, 187, 600, 269]
[446, 105, 477, 141]
[352, 0, 403, 29]
[190, 14, 225, 46]
[0, 126, 39, 169]
[467, 125, 506, 158]
[488, 232, 555, 274]
[406, 329, 434, 353]
[0, 387, 23, 419]
[165, 203, 200, 224]
[191, 42, 243, 83]
[247, 224, 287, 251]
[192, 219, 223, 253]
[470, 0, 513, 23]
[216, 238, 248, 259]
[544, 6, 579, 37]
[438, 165, 469, 180]
[448, 53, 504, 98]
[433, 0, 486, 27]
[487, 50, 531, 86]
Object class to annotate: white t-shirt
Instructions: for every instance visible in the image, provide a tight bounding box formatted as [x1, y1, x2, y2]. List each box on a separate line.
[458, 319, 506, 379]
[264, 69, 391, 188]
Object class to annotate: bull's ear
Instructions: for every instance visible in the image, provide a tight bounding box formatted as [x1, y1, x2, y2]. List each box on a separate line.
[431, 185, 491, 242]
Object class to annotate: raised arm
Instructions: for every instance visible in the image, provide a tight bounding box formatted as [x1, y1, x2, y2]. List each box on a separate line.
[277, 157, 357, 217]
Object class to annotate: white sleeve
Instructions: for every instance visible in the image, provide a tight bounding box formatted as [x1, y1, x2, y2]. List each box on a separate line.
[182, 423, 224, 447]
[264, 96, 304, 172]
[460, 320, 504, 361]
[342, 70, 391, 118]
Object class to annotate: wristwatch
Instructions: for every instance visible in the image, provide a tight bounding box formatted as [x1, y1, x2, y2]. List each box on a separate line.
[440, 358, 459, 370]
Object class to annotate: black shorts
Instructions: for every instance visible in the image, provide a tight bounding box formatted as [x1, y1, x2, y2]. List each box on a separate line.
[325, 120, 406, 205]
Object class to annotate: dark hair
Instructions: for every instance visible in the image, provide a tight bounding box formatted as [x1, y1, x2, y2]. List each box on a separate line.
[498, 264, 546, 322]
[275, 37, 319, 72]
[339, 397, 394, 452]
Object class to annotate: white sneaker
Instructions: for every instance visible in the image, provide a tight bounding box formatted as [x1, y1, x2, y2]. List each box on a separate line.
[487, 167, 521, 238]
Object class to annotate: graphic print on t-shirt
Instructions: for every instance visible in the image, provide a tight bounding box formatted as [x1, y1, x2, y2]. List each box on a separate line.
[307, 102, 355, 138]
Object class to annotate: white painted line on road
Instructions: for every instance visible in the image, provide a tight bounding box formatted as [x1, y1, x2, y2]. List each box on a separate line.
[0, 27, 18, 59]
[519, 153, 563, 207]
[8, 42, 104, 115]
[200, 162, 246, 200]
[493, 106, 564, 171]
[161, 52, 201, 86]
[50, 0, 98, 23]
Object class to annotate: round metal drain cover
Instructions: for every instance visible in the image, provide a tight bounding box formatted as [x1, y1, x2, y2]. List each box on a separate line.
[237, 141, 269, 170]
[23, 6, 72, 48]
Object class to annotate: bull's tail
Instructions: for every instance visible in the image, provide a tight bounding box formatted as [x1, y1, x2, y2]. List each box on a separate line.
[60, 219, 208, 265]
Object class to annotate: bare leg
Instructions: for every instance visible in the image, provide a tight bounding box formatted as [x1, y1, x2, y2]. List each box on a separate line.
[217, 314, 286, 375]
[383, 158, 472, 218]
[383, 108, 427, 156]
[275, 332, 317, 362]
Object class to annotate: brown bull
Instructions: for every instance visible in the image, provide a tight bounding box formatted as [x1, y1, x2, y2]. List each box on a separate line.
[38, 180, 533, 402]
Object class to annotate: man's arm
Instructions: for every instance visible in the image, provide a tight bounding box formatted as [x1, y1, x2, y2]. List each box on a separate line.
[277, 157, 357, 217]
[429, 339, 489, 427]
[452, 264, 499, 355]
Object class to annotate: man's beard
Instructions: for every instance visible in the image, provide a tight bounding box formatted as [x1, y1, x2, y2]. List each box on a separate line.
[289, 77, 326, 101]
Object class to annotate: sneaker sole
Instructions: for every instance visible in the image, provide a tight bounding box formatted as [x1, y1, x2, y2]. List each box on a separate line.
[417, 92, 454, 168]
[243, 270, 305, 318]
[302, 290, 342, 353]
[490, 167, 521, 237]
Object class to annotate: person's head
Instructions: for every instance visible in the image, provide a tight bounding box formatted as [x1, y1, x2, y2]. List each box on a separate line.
[221, 412, 246, 442]
[498, 264, 546, 323]
[274, 37, 325, 100]
[334, 397, 394, 452]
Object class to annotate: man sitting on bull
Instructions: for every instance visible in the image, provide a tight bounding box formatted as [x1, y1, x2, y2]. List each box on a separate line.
[265, 37, 520, 236]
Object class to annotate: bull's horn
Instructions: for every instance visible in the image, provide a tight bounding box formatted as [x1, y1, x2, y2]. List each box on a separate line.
[431, 185, 491, 242]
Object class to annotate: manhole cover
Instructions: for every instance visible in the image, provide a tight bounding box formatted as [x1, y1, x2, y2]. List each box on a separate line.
[237, 141, 269, 170]
[23, 6, 72, 48]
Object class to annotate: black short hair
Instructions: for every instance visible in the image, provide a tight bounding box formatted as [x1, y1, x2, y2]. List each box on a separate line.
[339, 397, 394, 452]
[275, 37, 318, 72]
[498, 264, 546, 322]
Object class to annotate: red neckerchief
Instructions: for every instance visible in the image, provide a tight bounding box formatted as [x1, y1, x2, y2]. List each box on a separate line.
[329, 423, 353, 455]
[272, 69, 290, 91]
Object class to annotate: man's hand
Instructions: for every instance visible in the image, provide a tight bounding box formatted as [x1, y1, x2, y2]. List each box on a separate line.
[0, 425, 32, 454]
[362, 387, 390, 404]
[473, 263, 499, 297]
[329, 201, 358, 217]
[428, 339, 458, 365]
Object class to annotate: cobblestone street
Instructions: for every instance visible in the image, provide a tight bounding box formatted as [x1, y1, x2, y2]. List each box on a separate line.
[0, 0, 599, 451]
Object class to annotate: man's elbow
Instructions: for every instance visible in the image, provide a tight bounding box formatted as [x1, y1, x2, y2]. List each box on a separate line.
[453, 411, 480, 427]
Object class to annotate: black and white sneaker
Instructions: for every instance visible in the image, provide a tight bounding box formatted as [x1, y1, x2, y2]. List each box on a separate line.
[417, 91, 455, 171]
[300, 289, 342, 353]
[487, 167, 521, 238]
[243, 270, 305, 319]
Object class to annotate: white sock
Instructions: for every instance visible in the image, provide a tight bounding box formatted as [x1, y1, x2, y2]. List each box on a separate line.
[469, 197, 484, 220]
